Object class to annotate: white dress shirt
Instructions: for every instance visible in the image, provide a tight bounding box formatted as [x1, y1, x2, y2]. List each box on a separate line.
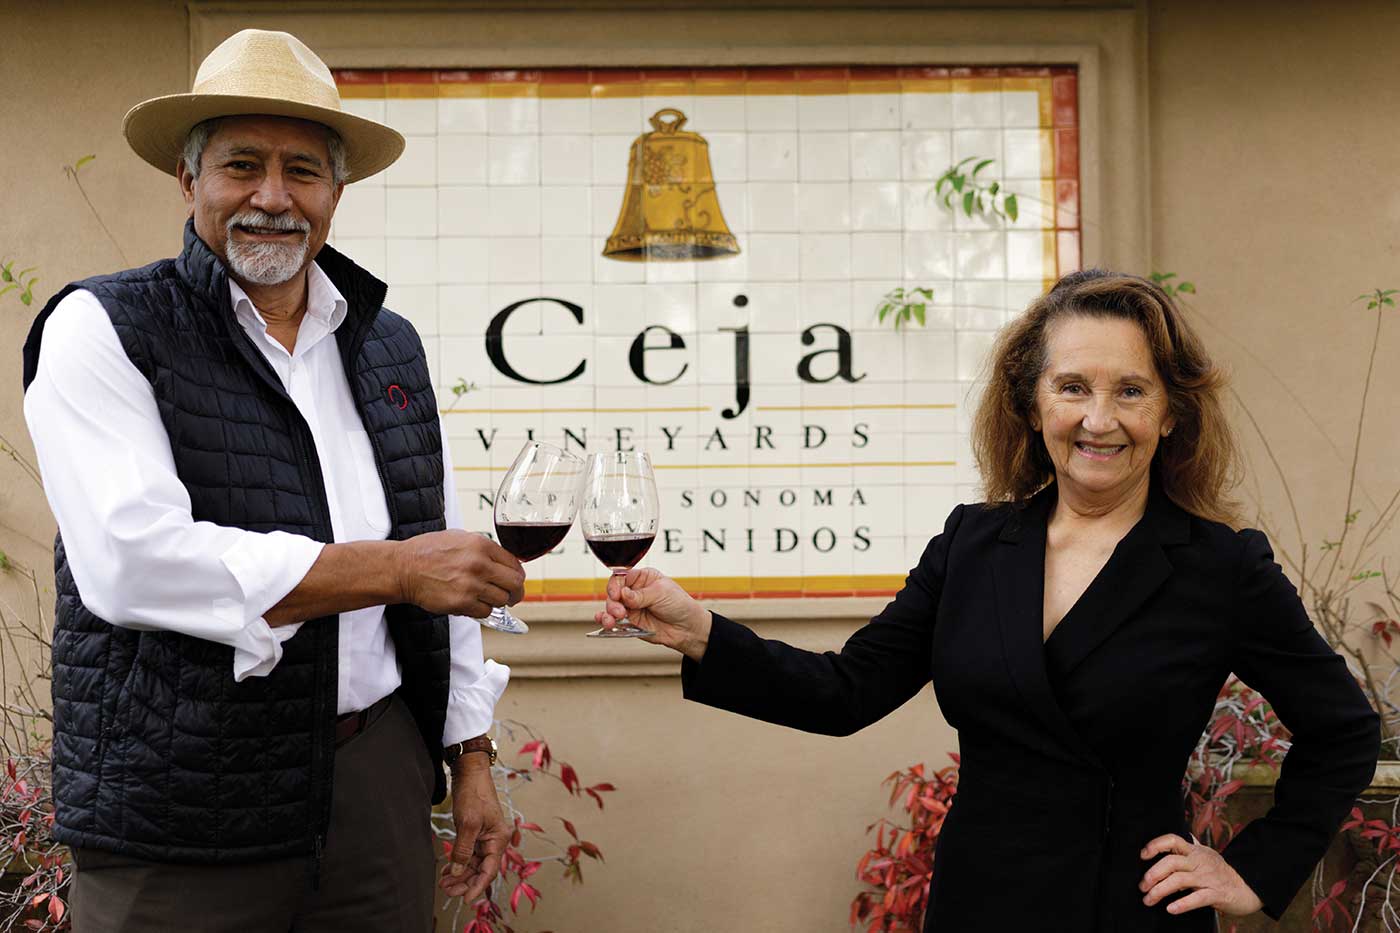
[22, 264, 507, 745]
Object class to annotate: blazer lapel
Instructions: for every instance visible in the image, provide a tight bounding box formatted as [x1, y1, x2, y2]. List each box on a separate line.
[992, 486, 1101, 766]
[1043, 482, 1189, 680]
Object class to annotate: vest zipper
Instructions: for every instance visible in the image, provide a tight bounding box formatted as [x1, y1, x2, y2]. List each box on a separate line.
[311, 832, 324, 890]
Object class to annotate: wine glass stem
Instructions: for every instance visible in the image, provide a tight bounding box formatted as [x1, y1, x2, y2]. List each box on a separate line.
[608, 568, 627, 604]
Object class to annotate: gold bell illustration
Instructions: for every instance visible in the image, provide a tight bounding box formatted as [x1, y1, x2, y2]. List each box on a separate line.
[603, 108, 740, 262]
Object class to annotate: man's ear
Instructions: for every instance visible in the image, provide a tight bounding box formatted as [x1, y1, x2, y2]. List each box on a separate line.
[176, 159, 197, 208]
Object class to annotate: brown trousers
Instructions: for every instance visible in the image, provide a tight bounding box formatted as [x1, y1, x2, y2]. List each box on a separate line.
[69, 694, 438, 932]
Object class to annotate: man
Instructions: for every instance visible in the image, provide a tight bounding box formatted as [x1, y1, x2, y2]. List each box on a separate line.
[20, 29, 523, 931]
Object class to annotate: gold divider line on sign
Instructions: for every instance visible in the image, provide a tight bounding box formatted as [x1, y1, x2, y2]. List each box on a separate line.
[440, 404, 956, 415]
[452, 461, 956, 472]
[753, 404, 956, 411]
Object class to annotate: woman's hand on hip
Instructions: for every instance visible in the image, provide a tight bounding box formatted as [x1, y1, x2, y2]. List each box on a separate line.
[593, 567, 711, 661]
[1139, 834, 1263, 916]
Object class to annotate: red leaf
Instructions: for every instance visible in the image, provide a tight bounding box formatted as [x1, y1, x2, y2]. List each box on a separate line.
[519, 861, 542, 880]
[585, 788, 605, 809]
[519, 821, 544, 833]
[1329, 879, 1348, 898]
[560, 764, 579, 794]
[588, 782, 616, 792]
[578, 840, 603, 861]
[560, 818, 578, 840]
[49, 896, 66, 923]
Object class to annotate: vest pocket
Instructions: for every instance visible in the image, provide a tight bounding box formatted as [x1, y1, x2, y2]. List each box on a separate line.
[349, 430, 392, 536]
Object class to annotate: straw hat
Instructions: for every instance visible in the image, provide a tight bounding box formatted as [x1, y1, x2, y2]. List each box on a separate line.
[123, 29, 404, 182]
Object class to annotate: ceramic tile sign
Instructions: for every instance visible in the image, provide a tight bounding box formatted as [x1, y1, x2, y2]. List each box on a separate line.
[330, 66, 1081, 602]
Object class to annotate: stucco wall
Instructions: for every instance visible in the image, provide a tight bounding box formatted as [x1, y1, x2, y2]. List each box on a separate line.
[0, 2, 1396, 931]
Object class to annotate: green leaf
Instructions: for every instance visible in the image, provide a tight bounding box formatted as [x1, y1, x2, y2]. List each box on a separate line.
[915, 287, 933, 299]
[878, 304, 891, 322]
[950, 175, 965, 193]
[988, 181, 1000, 196]
[962, 190, 976, 217]
[1003, 194, 1018, 222]
[912, 303, 926, 327]
[0, 285, 14, 298]
[16, 267, 36, 279]
[75, 154, 96, 171]
[972, 158, 994, 178]
[1, 264, 12, 283]
[1177, 282, 1196, 294]
[955, 156, 977, 169]
[20, 291, 32, 306]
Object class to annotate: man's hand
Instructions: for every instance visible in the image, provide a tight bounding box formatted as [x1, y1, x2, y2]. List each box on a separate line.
[397, 530, 525, 618]
[440, 758, 508, 902]
[1140, 834, 1264, 916]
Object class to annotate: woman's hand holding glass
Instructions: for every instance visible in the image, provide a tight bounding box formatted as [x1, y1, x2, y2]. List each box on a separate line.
[593, 568, 712, 662]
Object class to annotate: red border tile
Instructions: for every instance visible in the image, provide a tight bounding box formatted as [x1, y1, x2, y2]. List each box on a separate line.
[1055, 127, 1079, 178]
[333, 69, 385, 85]
[1052, 74, 1078, 127]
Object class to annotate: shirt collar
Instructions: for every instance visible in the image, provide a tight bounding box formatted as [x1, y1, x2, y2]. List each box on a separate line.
[227, 261, 349, 336]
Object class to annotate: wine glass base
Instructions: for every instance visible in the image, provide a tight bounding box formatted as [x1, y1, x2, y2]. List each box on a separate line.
[481, 609, 530, 635]
[585, 623, 652, 638]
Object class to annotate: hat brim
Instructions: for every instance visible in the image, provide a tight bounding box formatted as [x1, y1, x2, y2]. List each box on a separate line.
[123, 93, 405, 183]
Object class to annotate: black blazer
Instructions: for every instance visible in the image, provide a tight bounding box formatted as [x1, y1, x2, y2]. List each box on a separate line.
[682, 482, 1379, 931]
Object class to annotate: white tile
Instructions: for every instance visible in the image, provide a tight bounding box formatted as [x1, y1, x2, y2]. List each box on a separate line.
[851, 232, 902, 280]
[342, 98, 385, 123]
[385, 188, 437, 238]
[487, 187, 541, 237]
[643, 97, 695, 131]
[489, 283, 544, 334]
[850, 131, 901, 181]
[798, 95, 849, 131]
[852, 330, 905, 384]
[696, 282, 754, 332]
[334, 237, 386, 279]
[797, 281, 853, 330]
[902, 182, 952, 232]
[746, 94, 797, 130]
[486, 96, 540, 134]
[593, 184, 626, 239]
[438, 284, 492, 336]
[747, 132, 797, 181]
[437, 238, 490, 284]
[592, 134, 636, 186]
[690, 94, 747, 132]
[797, 182, 851, 232]
[435, 193, 494, 251]
[439, 97, 487, 134]
[1007, 230, 1050, 281]
[799, 133, 850, 181]
[488, 135, 540, 186]
[799, 234, 851, 281]
[540, 135, 592, 185]
[592, 96, 643, 134]
[333, 184, 385, 238]
[386, 238, 437, 285]
[385, 135, 437, 187]
[849, 93, 900, 130]
[437, 135, 488, 186]
[956, 331, 998, 382]
[902, 331, 957, 382]
[696, 248, 748, 283]
[645, 282, 700, 336]
[954, 280, 1008, 330]
[901, 92, 952, 129]
[646, 259, 698, 284]
[1005, 280, 1045, 317]
[540, 236, 594, 282]
[593, 250, 646, 284]
[953, 90, 1001, 127]
[385, 98, 437, 135]
[745, 233, 800, 282]
[1002, 129, 1046, 180]
[706, 133, 746, 183]
[748, 182, 798, 233]
[593, 283, 648, 336]
[850, 181, 901, 231]
[489, 238, 541, 283]
[540, 97, 591, 134]
[952, 128, 1003, 166]
[1001, 180, 1053, 230]
[954, 231, 1006, 280]
[1002, 90, 1042, 128]
[542, 185, 593, 237]
[902, 232, 954, 279]
[901, 131, 953, 183]
[387, 284, 437, 335]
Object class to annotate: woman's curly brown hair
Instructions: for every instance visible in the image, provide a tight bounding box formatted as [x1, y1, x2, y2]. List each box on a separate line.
[971, 269, 1242, 526]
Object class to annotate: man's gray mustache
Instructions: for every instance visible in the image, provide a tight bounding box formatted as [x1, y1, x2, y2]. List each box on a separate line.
[227, 211, 310, 234]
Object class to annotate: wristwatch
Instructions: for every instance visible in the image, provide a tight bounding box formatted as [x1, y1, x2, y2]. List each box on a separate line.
[443, 734, 497, 767]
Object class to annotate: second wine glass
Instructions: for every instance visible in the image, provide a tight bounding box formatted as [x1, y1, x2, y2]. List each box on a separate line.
[580, 451, 659, 638]
[483, 441, 584, 635]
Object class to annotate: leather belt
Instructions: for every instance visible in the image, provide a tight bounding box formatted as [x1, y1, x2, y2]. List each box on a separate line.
[334, 693, 394, 747]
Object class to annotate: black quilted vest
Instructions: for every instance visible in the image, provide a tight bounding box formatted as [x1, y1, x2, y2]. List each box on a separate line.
[21, 221, 452, 863]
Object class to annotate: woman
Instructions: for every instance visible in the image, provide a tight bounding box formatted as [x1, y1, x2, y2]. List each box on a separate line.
[596, 271, 1380, 930]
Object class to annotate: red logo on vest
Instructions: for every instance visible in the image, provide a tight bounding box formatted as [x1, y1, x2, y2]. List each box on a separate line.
[387, 385, 408, 410]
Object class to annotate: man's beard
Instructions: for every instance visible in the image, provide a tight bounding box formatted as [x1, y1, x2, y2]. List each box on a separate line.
[224, 210, 312, 285]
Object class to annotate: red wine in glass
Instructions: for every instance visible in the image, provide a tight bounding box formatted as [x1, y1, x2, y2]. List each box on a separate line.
[581, 451, 659, 638]
[484, 442, 584, 635]
[585, 532, 655, 570]
[496, 522, 573, 563]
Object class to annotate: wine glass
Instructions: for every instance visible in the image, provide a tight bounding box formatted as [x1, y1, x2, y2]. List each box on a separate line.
[482, 441, 584, 635]
[580, 451, 659, 638]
